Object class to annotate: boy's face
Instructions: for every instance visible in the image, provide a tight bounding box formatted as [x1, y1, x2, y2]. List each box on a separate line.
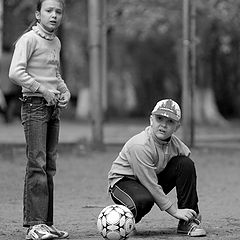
[150, 114, 180, 140]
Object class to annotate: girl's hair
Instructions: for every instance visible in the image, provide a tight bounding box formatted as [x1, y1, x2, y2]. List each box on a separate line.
[13, 0, 65, 45]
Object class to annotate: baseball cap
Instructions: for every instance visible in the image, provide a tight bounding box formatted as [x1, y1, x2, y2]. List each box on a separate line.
[151, 99, 181, 121]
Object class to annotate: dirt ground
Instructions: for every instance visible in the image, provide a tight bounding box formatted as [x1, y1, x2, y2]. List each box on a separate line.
[0, 144, 240, 240]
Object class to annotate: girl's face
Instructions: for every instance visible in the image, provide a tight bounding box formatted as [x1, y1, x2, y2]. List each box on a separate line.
[150, 114, 180, 140]
[35, 0, 63, 32]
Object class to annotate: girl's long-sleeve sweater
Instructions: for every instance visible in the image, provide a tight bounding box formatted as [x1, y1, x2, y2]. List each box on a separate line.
[108, 126, 191, 211]
[9, 23, 68, 95]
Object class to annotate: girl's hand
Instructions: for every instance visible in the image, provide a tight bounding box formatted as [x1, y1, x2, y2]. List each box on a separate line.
[57, 91, 71, 108]
[38, 85, 60, 106]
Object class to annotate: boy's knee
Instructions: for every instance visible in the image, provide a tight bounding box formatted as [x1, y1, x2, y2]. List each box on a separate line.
[176, 156, 196, 177]
[111, 181, 154, 223]
[178, 156, 195, 168]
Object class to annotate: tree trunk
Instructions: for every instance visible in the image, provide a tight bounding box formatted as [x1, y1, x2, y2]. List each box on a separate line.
[194, 87, 227, 125]
[76, 87, 90, 119]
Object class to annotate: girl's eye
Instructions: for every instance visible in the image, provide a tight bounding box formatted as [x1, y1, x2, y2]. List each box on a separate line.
[45, 9, 62, 14]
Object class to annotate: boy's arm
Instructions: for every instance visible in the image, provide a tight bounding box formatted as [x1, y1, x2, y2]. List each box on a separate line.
[128, 144, 197, 221]
[128, 144, 173, 211]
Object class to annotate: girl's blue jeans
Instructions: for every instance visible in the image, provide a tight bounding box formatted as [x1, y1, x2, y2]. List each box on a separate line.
[110, 156, 199, 223]
[21, 96, 60, 227]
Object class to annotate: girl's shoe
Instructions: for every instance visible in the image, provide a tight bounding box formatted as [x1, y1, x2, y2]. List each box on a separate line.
[45, 225, 69, 239]
[177, 214, 206, 237]
[26, 224, 57, 240]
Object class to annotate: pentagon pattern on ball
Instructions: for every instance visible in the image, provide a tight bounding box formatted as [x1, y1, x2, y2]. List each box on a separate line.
[97, 204, 135, 240]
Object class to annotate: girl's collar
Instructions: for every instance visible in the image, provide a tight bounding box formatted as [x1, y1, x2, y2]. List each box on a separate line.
[32, 23, 56, 40]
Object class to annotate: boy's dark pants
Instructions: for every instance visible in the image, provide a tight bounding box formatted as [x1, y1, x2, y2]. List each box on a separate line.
[110, 156, 199, 223]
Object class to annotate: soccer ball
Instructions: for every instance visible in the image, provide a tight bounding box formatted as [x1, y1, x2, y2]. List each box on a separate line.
[97, 204, 135, 240]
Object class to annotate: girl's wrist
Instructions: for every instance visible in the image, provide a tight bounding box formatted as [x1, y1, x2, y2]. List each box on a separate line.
[38, 85, 47, 94]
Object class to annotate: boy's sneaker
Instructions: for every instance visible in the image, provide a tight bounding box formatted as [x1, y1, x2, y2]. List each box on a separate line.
[45, 225, 69, 239]
[26, 224, 58, 240]
[177, 214, 206, 237]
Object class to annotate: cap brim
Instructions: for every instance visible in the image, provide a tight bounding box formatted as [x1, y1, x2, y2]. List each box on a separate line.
[152, 109, 180, 121]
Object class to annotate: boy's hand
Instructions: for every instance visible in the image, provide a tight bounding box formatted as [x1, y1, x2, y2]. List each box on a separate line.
[57, 91, 71, 108]
[166, 205, 197, 221]
[174, 209, 197, 221]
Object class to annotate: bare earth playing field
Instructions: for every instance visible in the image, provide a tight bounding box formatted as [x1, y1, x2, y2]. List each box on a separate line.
[0, 143, 240, 240]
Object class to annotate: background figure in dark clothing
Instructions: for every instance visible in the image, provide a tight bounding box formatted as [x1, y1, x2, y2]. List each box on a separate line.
[0, 52, 21, 123]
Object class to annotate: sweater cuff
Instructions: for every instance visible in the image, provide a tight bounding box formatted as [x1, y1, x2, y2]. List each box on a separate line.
[159, 200, 173, 211]
[30, 81, 41, 93]
[57, 83, 69, 93]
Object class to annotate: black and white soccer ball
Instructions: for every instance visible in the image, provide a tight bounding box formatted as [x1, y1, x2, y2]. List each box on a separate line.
[97, 204, 135, 240]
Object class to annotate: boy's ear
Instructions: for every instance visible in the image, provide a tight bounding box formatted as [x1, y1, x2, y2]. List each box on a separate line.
[175, 122, 181, 132]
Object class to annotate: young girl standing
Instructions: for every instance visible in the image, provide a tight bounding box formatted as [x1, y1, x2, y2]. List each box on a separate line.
[9, 0, 70, 239]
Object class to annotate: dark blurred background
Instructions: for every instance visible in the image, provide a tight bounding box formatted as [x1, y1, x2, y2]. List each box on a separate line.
[1, 0, 240, 124]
